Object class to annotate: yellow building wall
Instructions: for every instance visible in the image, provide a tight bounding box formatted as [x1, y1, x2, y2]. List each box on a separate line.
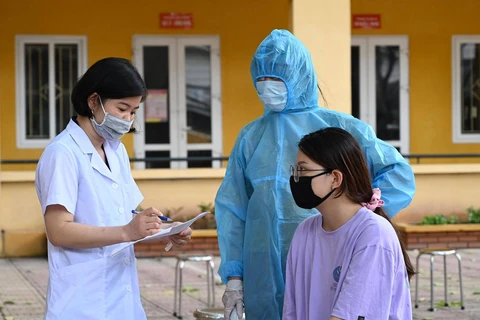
[0, 0, 290, 170]
[352, 0, 480, 162]
[4, 1, 480, 168]
[291, 0, 351, 114]
[2, 166, 480, 257]
[0, 169, 224, 257]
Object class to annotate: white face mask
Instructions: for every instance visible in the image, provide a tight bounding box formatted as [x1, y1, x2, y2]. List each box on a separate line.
[256, 80, 288, 112]
[91, 98, 133, 140]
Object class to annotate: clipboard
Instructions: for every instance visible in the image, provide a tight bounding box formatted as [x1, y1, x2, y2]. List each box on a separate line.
[111, 211, 210, 256]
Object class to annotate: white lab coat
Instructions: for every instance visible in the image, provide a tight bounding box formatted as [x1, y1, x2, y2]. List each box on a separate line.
[36, 119, 146, 320]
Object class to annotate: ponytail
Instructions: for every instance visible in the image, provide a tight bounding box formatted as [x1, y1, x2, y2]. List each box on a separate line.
[374, 207, 416, 281]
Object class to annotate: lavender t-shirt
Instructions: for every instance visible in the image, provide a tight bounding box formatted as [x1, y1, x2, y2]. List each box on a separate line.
[283, 207, 412, 320]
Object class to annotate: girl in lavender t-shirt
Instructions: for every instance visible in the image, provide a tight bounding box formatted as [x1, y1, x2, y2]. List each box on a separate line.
[284, 127, 415, 320]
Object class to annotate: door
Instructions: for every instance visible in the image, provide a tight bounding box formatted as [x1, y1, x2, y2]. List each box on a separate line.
[133, 36, 222, 169]
[351, 36, 410, 154]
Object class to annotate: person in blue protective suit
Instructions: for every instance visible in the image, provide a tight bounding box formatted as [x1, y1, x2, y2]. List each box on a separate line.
[215, 29, 416, 320]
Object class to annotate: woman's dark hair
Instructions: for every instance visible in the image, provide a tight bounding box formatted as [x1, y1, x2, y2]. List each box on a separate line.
[317, 83, 329, 108]
[71, 57, 147, 118]
[298, 127, 415, 280]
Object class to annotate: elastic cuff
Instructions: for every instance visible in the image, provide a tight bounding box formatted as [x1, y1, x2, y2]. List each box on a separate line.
[218, 261, 243, 284]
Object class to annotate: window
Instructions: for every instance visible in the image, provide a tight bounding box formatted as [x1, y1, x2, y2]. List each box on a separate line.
[15, 35, 87, 148]
[351, 36, 410, 154]
[452, 36, 480, 143]
[133, 36, 222, 169]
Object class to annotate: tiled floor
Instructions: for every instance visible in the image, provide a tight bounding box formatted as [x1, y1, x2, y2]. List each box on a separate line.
[0, 249, 479, 319]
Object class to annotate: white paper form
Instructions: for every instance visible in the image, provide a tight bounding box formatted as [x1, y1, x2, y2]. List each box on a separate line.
[111, 212, 210, 256]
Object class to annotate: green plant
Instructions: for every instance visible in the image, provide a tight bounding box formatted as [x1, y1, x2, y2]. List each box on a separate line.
[435, 300, 462, 307]
[450, 301, 463, 307]
[191, 202, 216, 229]
[435, 301, 445, 307]
[420, 215, 458, 225]
[163, 206, 184, 220]
[135, 205, 185, 220]
[467, 207, 480, 223]
[198, 202, 215, 215]
[182, 285, 199, 293]
[448, 215, 458, 224]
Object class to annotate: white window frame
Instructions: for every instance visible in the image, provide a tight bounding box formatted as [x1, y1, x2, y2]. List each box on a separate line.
[133, 36, 179, 169]
[132, 35, 222, 169]
[15, 35, 88, 149]
[351, 37, 368, 122]
[352, 35, 410, 154]
[452, 35, 480, 143]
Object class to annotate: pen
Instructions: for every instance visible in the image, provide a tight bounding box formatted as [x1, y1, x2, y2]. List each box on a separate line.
[131, 210, 173, 222]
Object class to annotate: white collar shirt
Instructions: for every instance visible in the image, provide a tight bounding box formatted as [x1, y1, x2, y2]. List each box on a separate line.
[35, 119, 145, 319]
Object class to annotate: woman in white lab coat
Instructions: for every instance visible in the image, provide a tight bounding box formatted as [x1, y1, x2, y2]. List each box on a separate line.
[35, 57, 192, 320]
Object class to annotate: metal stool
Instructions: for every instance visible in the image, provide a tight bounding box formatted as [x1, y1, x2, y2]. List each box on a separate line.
[414, 248, 465, 311]
[173, 254, 215, 319]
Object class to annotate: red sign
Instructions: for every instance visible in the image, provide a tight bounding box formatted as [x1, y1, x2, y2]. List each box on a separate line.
[352, 14, 381, 29]
[160, 13, 193, 29]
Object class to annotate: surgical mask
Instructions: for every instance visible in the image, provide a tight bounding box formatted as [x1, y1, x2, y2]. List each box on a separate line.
[289, 173, 336, 209]
[91, 98, 133, 140]
[256, 80, 288, 112]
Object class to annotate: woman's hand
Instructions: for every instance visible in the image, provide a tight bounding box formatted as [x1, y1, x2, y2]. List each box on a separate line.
[168, 222, 193, 247]
[123, 207, 163, 241]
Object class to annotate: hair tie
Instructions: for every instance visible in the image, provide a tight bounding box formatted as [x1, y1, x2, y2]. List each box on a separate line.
[361, 188, 385, 211]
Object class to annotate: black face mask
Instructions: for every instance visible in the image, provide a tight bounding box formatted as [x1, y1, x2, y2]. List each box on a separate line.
[289, 172, 336, 209]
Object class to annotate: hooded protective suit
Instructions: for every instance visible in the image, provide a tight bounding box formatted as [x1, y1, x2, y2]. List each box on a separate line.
[215, 29, 415, 319]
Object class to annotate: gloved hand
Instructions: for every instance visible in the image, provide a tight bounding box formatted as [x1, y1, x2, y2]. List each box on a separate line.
[222, 279, 244, 320]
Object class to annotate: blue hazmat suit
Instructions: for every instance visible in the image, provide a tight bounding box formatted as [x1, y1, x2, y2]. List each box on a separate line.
[215, 29, 416, 320]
